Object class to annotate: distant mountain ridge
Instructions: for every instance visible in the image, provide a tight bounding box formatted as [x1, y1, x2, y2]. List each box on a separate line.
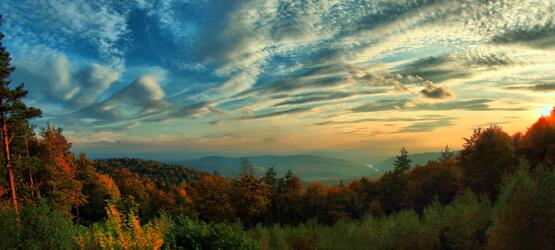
[178, 154, 379, 183]
[94, 152, 446, 184]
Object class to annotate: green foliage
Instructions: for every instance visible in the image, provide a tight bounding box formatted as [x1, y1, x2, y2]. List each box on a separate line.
[167, 215, 259, 250]
[393, 147, 412, 174]
[459, 126, 517, 200]
[94, 158, 206, 186]
[487, 167, 555, 250]
[0, 203, 81, 250]
[249, 190, 494, 250]
[404, 161, 458, 213]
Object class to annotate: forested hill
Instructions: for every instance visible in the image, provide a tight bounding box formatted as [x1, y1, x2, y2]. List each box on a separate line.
[181, 154, 378, 182]
[94, 158, 208, 185]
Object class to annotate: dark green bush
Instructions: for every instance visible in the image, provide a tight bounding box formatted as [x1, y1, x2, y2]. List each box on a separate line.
[167, 216, 259, 250]
[0, 203, 81, 250]
[487, 167, 555, 250]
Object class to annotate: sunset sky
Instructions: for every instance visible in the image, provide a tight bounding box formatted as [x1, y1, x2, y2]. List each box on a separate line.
[1, 0, 554, 161]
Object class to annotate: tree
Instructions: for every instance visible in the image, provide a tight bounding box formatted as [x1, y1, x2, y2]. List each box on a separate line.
[239, 157, 255, 176]
[439, 145, 455, 162]
[262, 167, 278, 224]
[403, 161, 458, 213]
[189, 175, 234, 222]
[393, 147, 411, 175]
[274, 170, 303, 224]
[37, 124, 85, 216]
[262, 167, 277, 187]
[520, 106, 555, 169]
[349, 177, 379, 213]
[487, 168, 555, 250]
[0, 16, 41, 212]
[230, 174, 270, 226]
[459, 126, 517, 201]
[76, 153, 120, 224]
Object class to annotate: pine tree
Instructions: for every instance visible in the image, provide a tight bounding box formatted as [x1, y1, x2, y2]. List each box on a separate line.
[393, 147, 411, 175]
[262, 167, 277, 186]
[439, 145, 455, 162]
[0, 16, 41, 212]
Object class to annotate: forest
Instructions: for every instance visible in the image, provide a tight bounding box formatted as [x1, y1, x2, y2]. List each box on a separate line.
[0, 17, 554, 250]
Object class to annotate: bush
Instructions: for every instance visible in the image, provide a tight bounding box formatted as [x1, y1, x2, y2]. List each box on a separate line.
[0, 203, 81, 250]
[487, 168, 555, 250]
[78, 203, 167, 250]
[168, 215, 259, 250]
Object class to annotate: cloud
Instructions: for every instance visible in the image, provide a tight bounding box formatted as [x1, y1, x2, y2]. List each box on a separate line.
[420, 81, 453, 99]
[396, 118, 455, 133]
[240, 107, 313, 120]
[70, 75, 166, 123]
[352, 99, 527, 113]
[274, 90, 384, 107]
[506, 83, 555, 92]
[345, 64, 408, 92]
[1, 0, 129, 68]
[314, 116, 453, 126]
[70, 64, 121, 105]
[11, 47, 120, 111]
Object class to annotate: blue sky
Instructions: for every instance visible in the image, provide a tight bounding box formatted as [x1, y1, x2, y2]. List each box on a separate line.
[1, 0, 554, 161]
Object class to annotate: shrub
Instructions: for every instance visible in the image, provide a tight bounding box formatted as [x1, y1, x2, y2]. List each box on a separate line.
[78, 202, 167, 250]
[168, 215, 259, 250]
[0, 203, 81, 250]
[487, 168, 555, 250]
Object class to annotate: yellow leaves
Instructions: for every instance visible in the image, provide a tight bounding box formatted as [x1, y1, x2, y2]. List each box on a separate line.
[80, 203, 167, 250]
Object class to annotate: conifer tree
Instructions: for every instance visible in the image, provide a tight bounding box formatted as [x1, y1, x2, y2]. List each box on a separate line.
[262, 167, 277, 186]
[0, 16, 41, 212]
[439, 144, 455, 162]
[393, 147, 411, 174]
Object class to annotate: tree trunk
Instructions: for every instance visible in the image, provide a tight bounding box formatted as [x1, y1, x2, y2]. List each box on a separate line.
[1, 110, 18, 213]
[26, 136, 35, 205]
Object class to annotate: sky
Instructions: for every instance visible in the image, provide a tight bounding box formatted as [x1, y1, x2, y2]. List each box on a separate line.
[0, 0, 554, 162]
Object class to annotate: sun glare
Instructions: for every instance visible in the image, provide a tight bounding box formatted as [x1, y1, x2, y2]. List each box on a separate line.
[537, 106, 553, 117]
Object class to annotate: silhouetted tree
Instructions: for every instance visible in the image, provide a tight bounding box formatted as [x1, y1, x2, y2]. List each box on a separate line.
[520, 106, 555, 169]
[393, 147, 411, 174]
[403, 161, 458, 213]
[275, 170, 303, 224]
[262, 167, 277, 187]
[349, 177, 379, 213]
[459, 126, 517, 201]
[439, 145, 455, 162]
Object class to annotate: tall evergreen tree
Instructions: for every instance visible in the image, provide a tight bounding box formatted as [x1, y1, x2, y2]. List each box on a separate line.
[439, 144, 455, 162]
[393, 147, 411, 174]
[262, 167, 277, 187]
[0, 16, 41, 212]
